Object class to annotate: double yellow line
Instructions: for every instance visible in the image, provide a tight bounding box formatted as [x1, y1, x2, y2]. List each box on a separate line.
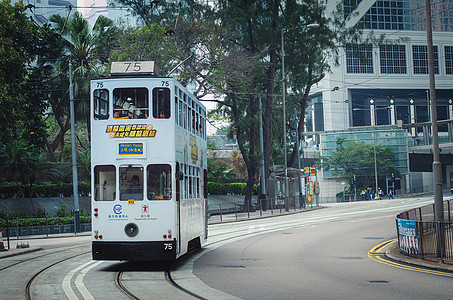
[368, 239, 453, 277]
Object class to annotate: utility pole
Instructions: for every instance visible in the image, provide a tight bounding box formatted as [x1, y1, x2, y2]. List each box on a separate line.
[425, 0, 444, 257]
[294, 109, 304, 208]
[259, 97, 267, 210]
[69, 62, 80, 233]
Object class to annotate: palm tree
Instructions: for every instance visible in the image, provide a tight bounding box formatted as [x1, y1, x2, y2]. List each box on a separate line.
[48, 13, 119, 146]
[0, 140, 49, 213]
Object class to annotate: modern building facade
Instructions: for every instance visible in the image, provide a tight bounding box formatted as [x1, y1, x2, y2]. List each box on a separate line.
[13, 0, 76, 25]
[309, 0, 453, 199]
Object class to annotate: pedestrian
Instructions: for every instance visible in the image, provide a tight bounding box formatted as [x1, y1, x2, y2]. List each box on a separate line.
[388, 189, 394, 199]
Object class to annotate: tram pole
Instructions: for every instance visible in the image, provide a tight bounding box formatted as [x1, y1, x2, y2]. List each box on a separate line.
[425, 0, 444, 258]
[69, 62, 80, 233]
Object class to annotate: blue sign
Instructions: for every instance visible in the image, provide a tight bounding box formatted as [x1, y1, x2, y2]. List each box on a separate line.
[119, 143, 143, 155]
[397, 219, 418, 255]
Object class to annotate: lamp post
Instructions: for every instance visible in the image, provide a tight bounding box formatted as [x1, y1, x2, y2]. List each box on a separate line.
[281, 22, 319, 211]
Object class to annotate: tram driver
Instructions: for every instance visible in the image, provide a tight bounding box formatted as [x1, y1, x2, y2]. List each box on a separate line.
[127, 175, 143, 195]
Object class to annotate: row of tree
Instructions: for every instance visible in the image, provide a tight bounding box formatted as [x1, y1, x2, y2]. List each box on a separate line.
[0, 0, 387, 210]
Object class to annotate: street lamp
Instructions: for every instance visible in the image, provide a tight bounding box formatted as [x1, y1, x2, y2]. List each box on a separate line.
[281, 22, 319, 211]
[353, 103, 390, 195]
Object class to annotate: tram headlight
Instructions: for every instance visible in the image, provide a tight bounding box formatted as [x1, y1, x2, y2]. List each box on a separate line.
[124, 223, 139, 237]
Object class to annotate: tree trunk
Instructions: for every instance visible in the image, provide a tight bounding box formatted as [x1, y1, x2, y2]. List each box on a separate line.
[263, 0, 279, 198]
[288, 72, 325, 167]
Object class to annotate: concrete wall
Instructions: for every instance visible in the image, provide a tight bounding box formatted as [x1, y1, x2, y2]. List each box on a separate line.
[0, 197, 91, 217]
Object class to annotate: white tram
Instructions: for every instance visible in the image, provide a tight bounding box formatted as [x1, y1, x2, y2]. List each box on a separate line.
[90, 62, 207, 261]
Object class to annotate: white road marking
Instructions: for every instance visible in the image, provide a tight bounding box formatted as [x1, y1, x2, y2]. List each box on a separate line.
[75, 261, 104, 300]
[63, 260, 103, 300]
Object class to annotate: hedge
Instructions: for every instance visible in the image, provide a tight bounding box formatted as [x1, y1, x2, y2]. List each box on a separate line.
[0, 182, 256, 198]
[0, 182, 90, 199]
[207, 182, 258, 195]
[0, 215, 91, 228]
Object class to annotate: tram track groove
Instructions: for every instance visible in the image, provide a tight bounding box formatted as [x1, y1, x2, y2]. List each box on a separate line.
[0, 244, 89, 272]
[25, 250, 90, 300]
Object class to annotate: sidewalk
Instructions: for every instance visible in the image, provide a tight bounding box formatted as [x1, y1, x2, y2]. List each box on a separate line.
[385, 240, 453, 272]
[0, 232, 91, 259]
[208, 205, 322, 224]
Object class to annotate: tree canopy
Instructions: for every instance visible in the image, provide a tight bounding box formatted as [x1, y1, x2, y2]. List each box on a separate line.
[0, 0, 48, 147]
[319, 138, 400, 190]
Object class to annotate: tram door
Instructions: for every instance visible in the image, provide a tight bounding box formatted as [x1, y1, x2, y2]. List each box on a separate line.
[176, 162, 182, 254]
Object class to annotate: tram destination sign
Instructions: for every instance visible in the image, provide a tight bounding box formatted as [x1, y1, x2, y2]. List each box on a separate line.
[119, 143, 143, 155]
[111, 61, 159, 75]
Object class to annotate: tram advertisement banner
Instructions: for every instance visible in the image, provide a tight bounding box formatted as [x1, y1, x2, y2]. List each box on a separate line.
[397, 219, 418, 255]
[106, 124, 156, 138]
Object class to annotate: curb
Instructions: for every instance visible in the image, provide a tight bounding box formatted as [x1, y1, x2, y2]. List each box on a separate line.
[385, 240, 453, 273]
[0, 247, 43, 259]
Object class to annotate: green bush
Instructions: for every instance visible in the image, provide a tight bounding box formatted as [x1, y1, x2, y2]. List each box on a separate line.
[0, 215, 91, 228]
[0, 182, 90, 199]
[207, 182, 258, 195]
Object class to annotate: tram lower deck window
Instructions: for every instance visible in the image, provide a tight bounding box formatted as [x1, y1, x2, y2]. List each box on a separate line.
[119, 165, 144, 201]
[94, 165, 116, 201]
[147, 164, 172, 200]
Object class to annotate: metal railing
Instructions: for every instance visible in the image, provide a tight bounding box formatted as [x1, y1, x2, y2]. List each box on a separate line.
[396, 200, 453, 262]
[208, 196, 318, 223]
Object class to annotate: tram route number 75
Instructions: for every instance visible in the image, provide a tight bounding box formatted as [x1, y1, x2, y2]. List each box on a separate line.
[164, 243, 173, 251]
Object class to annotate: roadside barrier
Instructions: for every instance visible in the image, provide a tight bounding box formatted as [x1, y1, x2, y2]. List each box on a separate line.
[396, 200, 453, 263]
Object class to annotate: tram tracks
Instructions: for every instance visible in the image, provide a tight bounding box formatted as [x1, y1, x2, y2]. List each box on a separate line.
[0, 244, 88, 272]
[116, 260, 207, 300]
[23, 247, 91, 300]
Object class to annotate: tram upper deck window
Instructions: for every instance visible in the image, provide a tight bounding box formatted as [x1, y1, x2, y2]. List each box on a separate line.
[94, 165, 116, 201]
[153, 88, 170, 119]
[147, 164, 172, 200]
[94, 89, 109, 120]
[119, 165, 143, 201]
[113, 88, 148, 119]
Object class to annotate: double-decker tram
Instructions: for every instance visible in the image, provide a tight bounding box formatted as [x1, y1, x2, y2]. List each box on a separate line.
[90, 61, 208, 261]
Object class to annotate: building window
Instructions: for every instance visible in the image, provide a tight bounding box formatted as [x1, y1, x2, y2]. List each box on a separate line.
[345, 44, 374, 73]
[379, 45, 407, 74]
[413, 45, 439, 74]
[361, 0, 404, 30]
[446, 46, 453, 75]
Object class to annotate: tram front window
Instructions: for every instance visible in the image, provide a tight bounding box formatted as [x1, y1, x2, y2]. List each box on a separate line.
[94, 89, 109, 120]
[120, 165, 144, 201]
[113, 88, 149, 119]
[147, 164, 172, 200]
[94, 165, 116, 201]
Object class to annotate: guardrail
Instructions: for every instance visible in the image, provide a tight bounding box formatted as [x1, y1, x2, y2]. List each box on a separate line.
[208, 196, 318, 222]
[396, 200, 453, 263]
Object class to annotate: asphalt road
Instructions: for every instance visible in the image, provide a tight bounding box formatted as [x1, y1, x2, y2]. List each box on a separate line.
[1, 196, 452, 299]
[193, 197, 453, 299]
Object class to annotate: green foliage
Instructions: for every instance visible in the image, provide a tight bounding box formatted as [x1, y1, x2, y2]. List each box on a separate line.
[0, 0, 45, 145]
[207, 182, 258, 195]
[319, 138, 400, 189]
[0, 215, 91, 228]
[56, 204, 69, 217]
[207, 154, 236, 183]
[0, 182, 90, 198]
